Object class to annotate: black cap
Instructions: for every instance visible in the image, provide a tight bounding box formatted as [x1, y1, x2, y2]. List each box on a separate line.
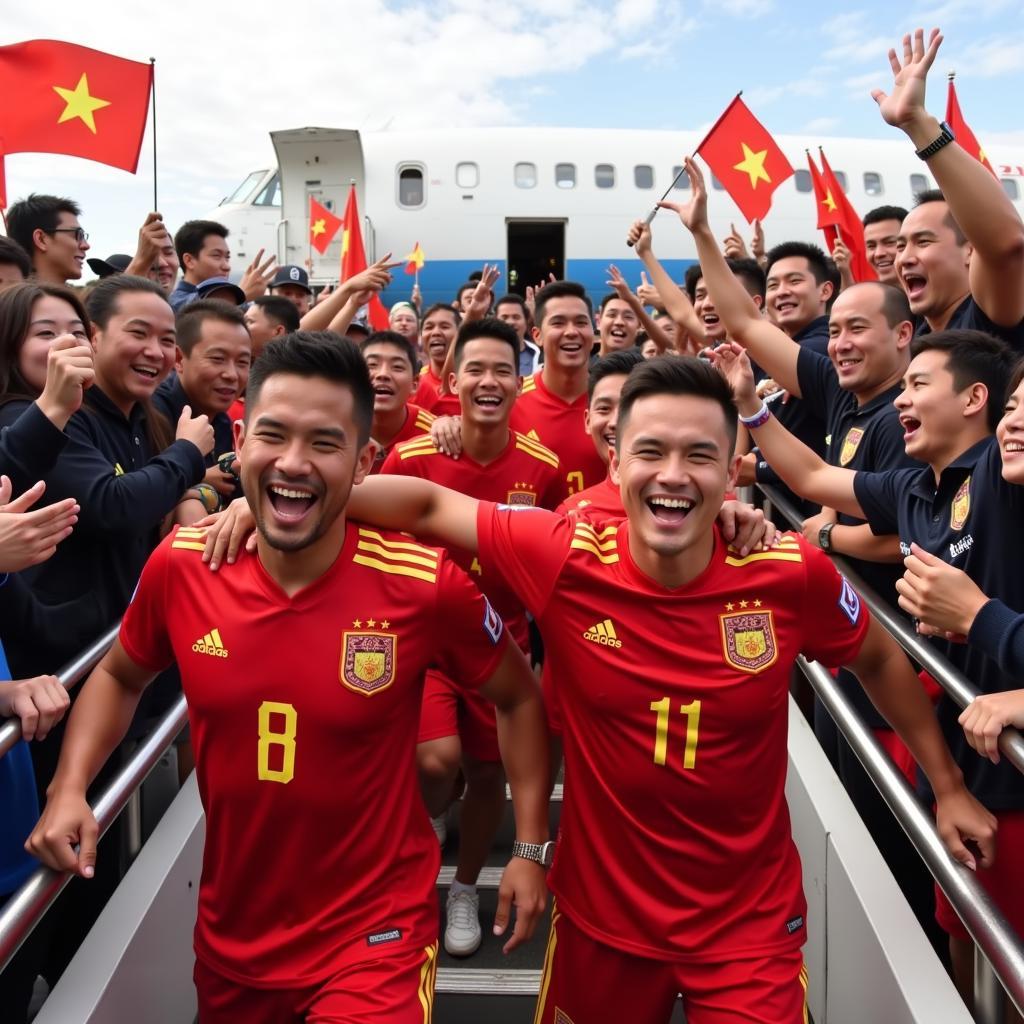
[270, 265, 312, 294]
[86, 254, 132, 278]
[195, 277, 246, 305]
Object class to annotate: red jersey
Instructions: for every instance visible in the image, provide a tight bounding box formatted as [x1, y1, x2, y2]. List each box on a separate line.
[413, 367, 461, 417]
[380, 430, 561, 649]
[120, 522, 507, 986]
[477, 505, 870, 963]
[556, 473, 623, 520]
[369, 403, 435, 475]
[510, 369, 606, 501]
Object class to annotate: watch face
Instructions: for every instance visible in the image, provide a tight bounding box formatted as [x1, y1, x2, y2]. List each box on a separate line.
[541, 841, 556, 868]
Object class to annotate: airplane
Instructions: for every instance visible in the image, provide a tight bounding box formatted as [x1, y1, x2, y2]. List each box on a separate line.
[207, 126, 1024, 309]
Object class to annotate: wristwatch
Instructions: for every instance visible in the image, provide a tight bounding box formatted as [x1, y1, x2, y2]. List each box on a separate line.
[511, 840, 556, 868]
[818, 522, 836, 554]
[915, 121, 955, 161]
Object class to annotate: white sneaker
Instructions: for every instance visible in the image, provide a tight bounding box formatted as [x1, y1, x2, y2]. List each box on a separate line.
[431, 814, 447, 847]
[444, 888, 482, 956]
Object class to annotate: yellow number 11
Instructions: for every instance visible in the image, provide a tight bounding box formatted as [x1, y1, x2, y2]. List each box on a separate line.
[649, 697, 702, 769]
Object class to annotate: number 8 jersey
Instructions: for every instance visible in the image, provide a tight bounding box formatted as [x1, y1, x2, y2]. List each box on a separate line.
[478, 503, 870, 964]
[120, 522, 507, 987]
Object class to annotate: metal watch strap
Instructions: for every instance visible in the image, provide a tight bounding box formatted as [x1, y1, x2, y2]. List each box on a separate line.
[512, 840, 553, 866]
[915, 121, 955, 161]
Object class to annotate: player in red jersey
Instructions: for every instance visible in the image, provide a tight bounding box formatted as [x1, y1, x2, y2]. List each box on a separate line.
[26, 332, 551, 1023]
[360, 330, 436, 473]
[381, 317, 562, 958]
[338, 355, 994, 1023]
[413, 304, 462, 416]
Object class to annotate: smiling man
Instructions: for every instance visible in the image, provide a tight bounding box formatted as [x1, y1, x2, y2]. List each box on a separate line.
[28, 331, 550, 1023]
[596, 293, 640, 356]
[413, 303, 462, 416]
[338, 352, 992, 1023]
[6, 194, 90, 285]
[862, 206, 908, 286]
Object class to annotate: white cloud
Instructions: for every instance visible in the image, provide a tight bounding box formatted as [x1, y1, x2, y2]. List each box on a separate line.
[709, 0, 775, 16]
[946, 34, 1024, 78]
[745, 77, 827, 107]
[802, 116, 841, 134]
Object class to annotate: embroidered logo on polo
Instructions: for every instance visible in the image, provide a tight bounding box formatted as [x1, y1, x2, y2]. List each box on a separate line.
[839, 427, 864, 467]
[951, 476, 971, 531]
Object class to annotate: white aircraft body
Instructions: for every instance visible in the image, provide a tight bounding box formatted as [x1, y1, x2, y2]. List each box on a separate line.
[208, 126, 1024, 308]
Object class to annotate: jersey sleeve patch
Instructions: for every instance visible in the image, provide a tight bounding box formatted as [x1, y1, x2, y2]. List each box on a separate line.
[482, 597, 503, 645]
[838, 576, 862, 626]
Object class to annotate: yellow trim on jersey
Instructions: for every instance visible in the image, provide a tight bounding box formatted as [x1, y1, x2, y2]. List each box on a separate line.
[357, 528, 440, 559]
[799, 961, 809, 1024]
[352, 554, 438, 583]
[418, 942, 438, 1022]
[398, 439, 442, 460]
[171, 540, 207, 553]
[725, 550, 804, 567]
[414, 410, 437, 430]
[514, 432, 559, 469]
[570, 539, 620, 564]
[573, 523, 618, 550]
[176, 527, 208, 538]
[356, 539, 439, 570]
[521, 374, 538, 394]
[533, 905, 561, 1024]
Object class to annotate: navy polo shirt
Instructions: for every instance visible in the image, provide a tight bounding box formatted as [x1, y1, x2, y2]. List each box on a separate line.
[153, 374, 236, 465]
[916, 295, 1024, 353]
[797, 347, 922, 727]
[168, 279, 198, 312]
[853, 436, 1024, 809]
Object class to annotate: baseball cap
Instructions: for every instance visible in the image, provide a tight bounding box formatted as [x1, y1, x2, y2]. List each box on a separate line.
[195, 277, 246, 305]
[86, 254, 132, 278]
[270, 265, 312, 294]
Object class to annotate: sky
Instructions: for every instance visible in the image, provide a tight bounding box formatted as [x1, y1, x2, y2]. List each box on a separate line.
[4, 0, 1023, 266]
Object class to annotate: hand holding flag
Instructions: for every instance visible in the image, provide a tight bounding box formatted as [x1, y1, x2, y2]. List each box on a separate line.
[656, 158, 711, 235]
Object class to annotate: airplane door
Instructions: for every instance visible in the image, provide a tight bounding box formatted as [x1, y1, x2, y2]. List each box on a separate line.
[506, 220, 565, 295]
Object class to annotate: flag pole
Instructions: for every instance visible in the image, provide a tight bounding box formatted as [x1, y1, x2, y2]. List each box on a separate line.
[149, 58, 158, 210]
[627, 91, 743, 247]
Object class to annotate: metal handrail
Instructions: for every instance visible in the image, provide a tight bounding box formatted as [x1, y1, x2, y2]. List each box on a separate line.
[758, 483, 1024, 775]
[0, 624, 121, 759]
[799, 656, 1024, 1015]
[0, 694, 188, 974]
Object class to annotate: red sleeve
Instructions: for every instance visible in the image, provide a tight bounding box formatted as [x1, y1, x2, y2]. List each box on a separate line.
[476, 501, 573, 619]
[432, 553, 509, 690]
[378, 446, 415, 477]
[118, 532, 176, 673]
[798, 539, 872, 666]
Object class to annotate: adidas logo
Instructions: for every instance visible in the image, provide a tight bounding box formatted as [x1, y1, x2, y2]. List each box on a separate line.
[583, 619, 622, 648]
[192, 628, 229, 658]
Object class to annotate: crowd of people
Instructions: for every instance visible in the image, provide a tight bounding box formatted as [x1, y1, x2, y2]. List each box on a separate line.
[1, 25, 1023, 1024]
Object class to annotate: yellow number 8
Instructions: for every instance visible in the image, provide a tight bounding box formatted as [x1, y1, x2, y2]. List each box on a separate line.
[258, 701, 297, 783]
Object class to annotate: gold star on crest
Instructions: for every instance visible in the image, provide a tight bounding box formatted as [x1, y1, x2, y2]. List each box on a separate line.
[311, 218, 326, 238]
[381, 619, 390, 629]
[367, 617, 377, 628]
[733, 143, 772, 189]
[753, 599, 762, 607]
[53, 73, 111, 135]
[821, 190, 837, 213]
[739, 599, 749, 608]
[725, 602, 735, 611]
[352, 619, 362, 628]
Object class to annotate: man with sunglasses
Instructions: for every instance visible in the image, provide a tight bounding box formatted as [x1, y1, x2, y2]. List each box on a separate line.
[6, 193, 90, 285]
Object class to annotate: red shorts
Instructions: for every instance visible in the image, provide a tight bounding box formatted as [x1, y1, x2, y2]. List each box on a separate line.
[533, 906, 808, 1024]
[418, 669, 499, 761]
[935, 809, 1024, 941]
[194, 942, 438, 1024]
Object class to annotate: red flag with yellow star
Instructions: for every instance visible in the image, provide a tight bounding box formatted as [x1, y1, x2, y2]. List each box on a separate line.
[806, 152, 840, 245]
[0, 40, 151, 174]
[695, 95, 793, 223]
[946, 77, 995, 177]
[404, 242, 425, 275]
[818, 150, 875, 283]
[309, 196, 343, 255]
[341, 185, 389, 330]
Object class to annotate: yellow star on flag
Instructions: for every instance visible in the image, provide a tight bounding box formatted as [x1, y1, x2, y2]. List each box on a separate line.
[312, 218, 326, 238]
[53, 73, 111, 135]
[821, 190, 837, 213]
[979, 146, 987, 164]
[733, 143, 772, 189]
[341, 229, 350, 258]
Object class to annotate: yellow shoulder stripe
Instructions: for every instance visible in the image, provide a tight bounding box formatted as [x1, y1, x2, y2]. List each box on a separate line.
[573, 523, 618, 551]
[414, 410, 436, 429]
[398, 443, 441, 461]
[520, 375, 537, 394]
[356, 538, 439, 570]
[352, 554, 437, 584]
[514, 433, 559, 468]
[171, 540, 207, 553]
[570, 538, 620, 564]
[357, 528, 440, 560]
[725, 550, 804, 567]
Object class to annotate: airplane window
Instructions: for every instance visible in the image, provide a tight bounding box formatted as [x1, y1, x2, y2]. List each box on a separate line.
[909, 173, 930, 195]
[595, 164, 615, 189]
[863, 172, 884, 196]
[1001, 179, 1020, 201]
[834, 170, 849, 192]
[556, 163, 576, 189]
[515, 162, 538, 189]
[456, 162, 479, 189]
[634, 165, 654, 189]
[398, 166, 425, 208]
[222, 170, 267, 206]
[671, 166, 691, 190]
[253, 173, 281, 207]
[794, 169, 812, 193]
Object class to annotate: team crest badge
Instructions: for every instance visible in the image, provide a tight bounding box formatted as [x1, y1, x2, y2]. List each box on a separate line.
[340, 631, 397, 696]
[950, 476, 971, 531]
[839, 427, 864, 467]
[505, 487, 538, 506]
[720, 611, 778, 674]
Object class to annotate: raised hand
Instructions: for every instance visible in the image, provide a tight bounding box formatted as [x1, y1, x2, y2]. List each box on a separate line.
[871, 28, 943, 131]
[751, 218, 766, 265]
[0, 478, 79, 572]
[126, 212, 167, 278]
[465, 264, 501, 320]
[723, 223, 749, 260]
[705, 341, 758, 410]
[627, 219, 653, 257]
[605, 264, 634, 303]
[343, 253, 400, 297]
[36, 335, 95, 429]
[239, 248, 278, 300]
[657, 157, 710, 234]
[636, 270, 662, 310]
[176, 405, 215, 457]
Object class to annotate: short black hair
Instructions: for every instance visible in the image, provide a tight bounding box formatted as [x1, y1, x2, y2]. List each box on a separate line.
[173, 219, 228, 272]
[687, 259, 767, 302]
[457, 282, 478, 301]
[617, 355, 738, 452]
[0, 236, 32, 279]
[251, 294, 300, 332]
[247, 331, 374, 444]
[909, 329, 1015, 432]
[913, 189, 967, 245]
[175, 299, 248, 356]
[85, 274, 170, 330]
[360, 329, 419, 375]
[588, 348, 645, 402]
[453, 317, 519, 370]
[494, 293, 528, 317]
[1009, 356, 1024, 396]
[421, 302, 458, 326]
[765, 241, 831, 285]
[6, 194, 82, 257]
[534, 281, 593, 327]
[863, 205, 908, 228]
[599, 292, 635, 313]
[684, 264, 703, 302]
[840, 281, 913, 329]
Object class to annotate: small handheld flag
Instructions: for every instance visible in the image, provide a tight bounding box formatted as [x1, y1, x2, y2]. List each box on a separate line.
[404, 242, 425, 275]
[946, 73, 995, 177]
[309, 196, 343, 254]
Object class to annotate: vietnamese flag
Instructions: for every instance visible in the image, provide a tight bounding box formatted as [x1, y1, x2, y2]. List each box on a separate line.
[309, 196, 342, 254]
[818, 150, 875, 283]
[696, 95, 793, 223]
[946, 76, 995, 177]
[341, 186, 389, 330]
[0, 40, 151, 173]
[404, 241, 425, 275]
